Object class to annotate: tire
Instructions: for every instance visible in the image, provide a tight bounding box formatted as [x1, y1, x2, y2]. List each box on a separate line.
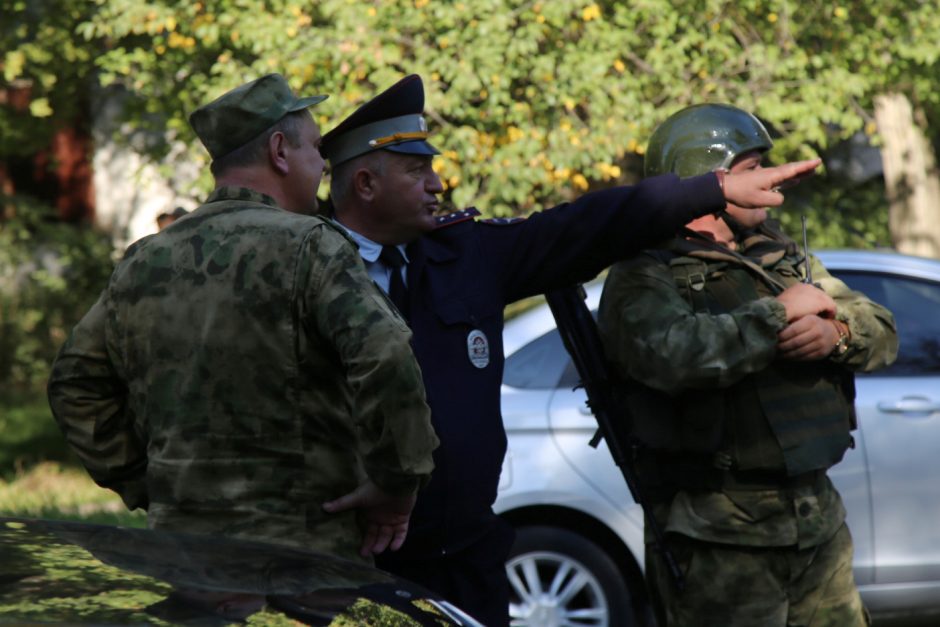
[506, 525, 637, 627]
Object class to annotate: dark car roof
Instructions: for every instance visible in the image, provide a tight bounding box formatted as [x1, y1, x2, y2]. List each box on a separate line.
[0, 517, 478, 625]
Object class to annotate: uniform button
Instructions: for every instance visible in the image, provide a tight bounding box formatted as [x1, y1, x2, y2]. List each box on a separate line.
[798, 502, 812, 517]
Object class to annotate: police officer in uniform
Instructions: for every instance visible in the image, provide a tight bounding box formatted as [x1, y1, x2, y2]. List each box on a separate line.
[48, 74, 438, 564]
[319, 77, 823, 625]
[597, 104, 898, 626]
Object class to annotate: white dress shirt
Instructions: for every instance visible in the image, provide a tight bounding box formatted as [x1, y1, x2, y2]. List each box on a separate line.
[332, 220, 409, 294]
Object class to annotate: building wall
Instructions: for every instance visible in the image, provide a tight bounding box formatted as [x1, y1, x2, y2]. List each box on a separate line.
[91, 86, 202, 252]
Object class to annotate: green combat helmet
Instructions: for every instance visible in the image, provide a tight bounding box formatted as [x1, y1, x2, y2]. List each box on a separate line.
[644, 103, 773, 178]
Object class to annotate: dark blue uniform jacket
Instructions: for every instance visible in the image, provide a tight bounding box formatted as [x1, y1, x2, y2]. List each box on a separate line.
[398, 172, 725, 557]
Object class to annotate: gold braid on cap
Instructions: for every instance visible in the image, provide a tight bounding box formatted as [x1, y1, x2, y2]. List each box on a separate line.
[369, 131, 430, 148]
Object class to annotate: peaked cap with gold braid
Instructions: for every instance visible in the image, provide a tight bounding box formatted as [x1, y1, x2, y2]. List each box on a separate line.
[321, 74, 439, 167]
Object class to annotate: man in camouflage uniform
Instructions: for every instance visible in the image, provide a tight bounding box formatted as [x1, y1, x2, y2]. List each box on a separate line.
[47, 74, 439, 564]
[598, 104, 898, 626]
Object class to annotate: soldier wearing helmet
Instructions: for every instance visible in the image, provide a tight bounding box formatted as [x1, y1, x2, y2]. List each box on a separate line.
[643, 103, 774, 178]
[645, 103, 778, 250]
[598, 104, 898, 626]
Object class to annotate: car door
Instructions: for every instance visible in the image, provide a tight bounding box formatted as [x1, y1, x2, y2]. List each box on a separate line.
[542, 284, 647, 545]
[827, 264, 940, 587]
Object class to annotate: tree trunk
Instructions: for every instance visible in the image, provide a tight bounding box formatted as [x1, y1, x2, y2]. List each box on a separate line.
[874, 93, 940, 259]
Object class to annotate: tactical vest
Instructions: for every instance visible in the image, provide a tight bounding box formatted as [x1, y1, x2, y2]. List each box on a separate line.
[623, 228, 855, 494]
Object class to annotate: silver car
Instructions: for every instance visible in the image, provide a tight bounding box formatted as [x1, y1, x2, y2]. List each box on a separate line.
[497, 249, 940, 627]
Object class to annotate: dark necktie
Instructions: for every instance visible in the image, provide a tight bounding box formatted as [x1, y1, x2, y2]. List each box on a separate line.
[379, 245, 409, 319]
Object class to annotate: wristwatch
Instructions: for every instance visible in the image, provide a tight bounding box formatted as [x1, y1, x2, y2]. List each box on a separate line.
[832, 321, 850, 356]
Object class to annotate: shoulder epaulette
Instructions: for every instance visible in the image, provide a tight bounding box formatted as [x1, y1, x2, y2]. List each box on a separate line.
[434, 207, 480, 228]
[481, 216, 526, 225]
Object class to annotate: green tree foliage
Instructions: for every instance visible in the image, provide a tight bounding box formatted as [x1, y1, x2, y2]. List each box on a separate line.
[0, 195, 111, 469]
[68, 1, 934, 239]
[0, 0, 104, 158]
[6, 1, 939, 230]
[0, 196, 114, 390]
[1, 0, 114, 402]
[3, 0, 938, 262]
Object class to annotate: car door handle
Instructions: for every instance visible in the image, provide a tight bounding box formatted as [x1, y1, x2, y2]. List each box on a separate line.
[877, 396, 940, 415]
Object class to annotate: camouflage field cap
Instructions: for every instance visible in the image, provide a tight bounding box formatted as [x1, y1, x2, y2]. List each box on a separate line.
[321, 74, 439, 167]
[189, 73, 328, 160]
[644, 103, 773, 178]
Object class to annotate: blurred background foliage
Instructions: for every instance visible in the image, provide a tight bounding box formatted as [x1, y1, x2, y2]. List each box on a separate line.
[0, 194, 115, 516]
[0, 195, 113, 392]
[6, 0, 938, 219]
[1, 0, 938, 511]
[67, 0, 940, 217]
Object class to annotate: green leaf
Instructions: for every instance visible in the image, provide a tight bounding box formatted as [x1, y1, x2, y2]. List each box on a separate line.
[28, 98, 53, 117]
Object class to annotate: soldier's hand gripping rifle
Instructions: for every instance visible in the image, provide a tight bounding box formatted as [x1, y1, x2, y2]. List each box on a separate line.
[545, 284, 685, 592]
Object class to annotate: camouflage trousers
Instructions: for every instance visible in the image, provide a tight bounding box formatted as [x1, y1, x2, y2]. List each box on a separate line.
[646, 523, 869, 627]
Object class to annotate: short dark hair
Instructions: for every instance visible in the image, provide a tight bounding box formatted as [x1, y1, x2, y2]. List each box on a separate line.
[329, 150, 388, 208]
[210, 109, 309, 178]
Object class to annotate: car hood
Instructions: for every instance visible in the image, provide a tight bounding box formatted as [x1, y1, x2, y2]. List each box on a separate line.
[0, 517, 479, 625]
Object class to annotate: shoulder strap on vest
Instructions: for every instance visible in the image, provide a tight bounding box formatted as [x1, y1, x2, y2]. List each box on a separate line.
[671, 229, 789, 295]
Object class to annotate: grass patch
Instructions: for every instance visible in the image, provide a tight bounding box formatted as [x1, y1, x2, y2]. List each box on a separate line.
[0, 389, 144, 526]
[0, 388, 75, 477]
[0, 462, 145, 528]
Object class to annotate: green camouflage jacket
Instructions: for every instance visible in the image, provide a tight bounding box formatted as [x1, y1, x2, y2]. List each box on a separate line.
[48, 187, 438, 562]
[598, 227, 897, 547]
[600, 250, 897, 396]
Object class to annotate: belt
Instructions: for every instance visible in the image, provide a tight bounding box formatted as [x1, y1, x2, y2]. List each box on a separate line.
[720, 468, 827, 491]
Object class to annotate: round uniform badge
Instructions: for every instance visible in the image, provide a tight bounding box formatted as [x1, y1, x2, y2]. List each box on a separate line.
[467, 329, 490, 369]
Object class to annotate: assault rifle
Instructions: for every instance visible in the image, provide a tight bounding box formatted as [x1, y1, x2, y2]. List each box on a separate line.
[801, 215, 813, 284]
[544, 284, 685, 591]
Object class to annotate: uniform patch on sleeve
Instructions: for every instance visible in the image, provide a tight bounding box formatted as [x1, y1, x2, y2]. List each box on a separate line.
[434, 207, 481, 228]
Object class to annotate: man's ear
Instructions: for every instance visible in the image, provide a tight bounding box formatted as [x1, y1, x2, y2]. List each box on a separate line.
[268, 132, 290, 175]
[352, 167, 378, 202]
